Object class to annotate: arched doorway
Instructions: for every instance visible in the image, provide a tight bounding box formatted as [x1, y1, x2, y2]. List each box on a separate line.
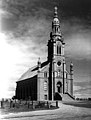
[57, 81, 62, 93]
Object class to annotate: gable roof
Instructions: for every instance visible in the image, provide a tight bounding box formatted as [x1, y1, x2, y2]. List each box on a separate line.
[17, 61, 49, 82]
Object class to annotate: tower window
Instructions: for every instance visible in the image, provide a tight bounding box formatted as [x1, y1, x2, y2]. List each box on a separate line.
[58, 70, 61, 77]
[57, 27, 58, 32]
[55, 27, 56, 32]
[44, 72, 47, 78]
[44, 95, 47, 100]
[66, 73, 68, 79]
[55, 71, 58, 77]
[44, 81, 47, 91]
[57, 45, 61, 55]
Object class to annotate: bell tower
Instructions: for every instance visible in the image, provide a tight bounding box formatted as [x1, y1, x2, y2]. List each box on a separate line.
[48, 7, 66, 100]
[48, 7, 65, 62]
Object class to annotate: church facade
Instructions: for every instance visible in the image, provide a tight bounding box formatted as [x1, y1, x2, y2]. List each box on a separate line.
[16, 7, 74, 101]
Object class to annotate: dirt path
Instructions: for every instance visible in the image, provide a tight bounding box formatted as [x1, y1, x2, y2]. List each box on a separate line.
[0, 101, 91, 120]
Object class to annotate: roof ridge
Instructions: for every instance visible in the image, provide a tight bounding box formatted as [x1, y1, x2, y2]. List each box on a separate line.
[17, 61, 49, 82]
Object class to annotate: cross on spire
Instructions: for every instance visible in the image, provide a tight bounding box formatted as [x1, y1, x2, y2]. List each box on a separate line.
[54, 6, 58, 18]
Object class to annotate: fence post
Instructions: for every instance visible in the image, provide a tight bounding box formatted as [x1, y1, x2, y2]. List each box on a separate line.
[28, 102, 30, 108]
[10, 99, 12, 108]
[32, 100, 35, 109]
[56, 101, 58, 107]
[1, 99, 4, 108]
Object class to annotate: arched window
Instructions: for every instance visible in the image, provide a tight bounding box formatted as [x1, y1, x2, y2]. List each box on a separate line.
[57, 45, 58, 54]
[44, 95, 47, 100]
[59, 46, 61, 54]
[44, 81, 47, 91]
[57, 45, 61, 55]
[55, 71, 58, 77]
[57, 27, 60, 32]
[66, 73, 68, 79]
[44, 72, 47, 78]
[55, 27, 56, 33]
[58, 70, 61, 77]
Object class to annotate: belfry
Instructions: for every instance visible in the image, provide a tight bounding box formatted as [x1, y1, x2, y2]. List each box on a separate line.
[16, 7, 74, 101]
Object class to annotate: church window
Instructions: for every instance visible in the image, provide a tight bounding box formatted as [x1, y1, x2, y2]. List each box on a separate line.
[57, 45, 58, 54]
[55, 27, 56, 32]
[55, 71, 58, 77]
[66, 73, 68, 79]
[44, 81, 47, 91]
[58, 70, 61, 77]
[44, 95, 47, 100]
[44, 72, 47, 78]
[57, 45, 61, 55]
[57, 27, 58, 32]
[57, 27, 60, 32]
[59, 46, 61, 54]
[58, 71, 60, 77]
[57, 61, 61, 66]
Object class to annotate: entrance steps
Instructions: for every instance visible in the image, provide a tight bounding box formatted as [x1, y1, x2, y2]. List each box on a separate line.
[61, 93, 75, 102]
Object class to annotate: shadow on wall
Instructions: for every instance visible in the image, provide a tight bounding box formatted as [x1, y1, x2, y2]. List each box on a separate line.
[54, 92, 62, 100]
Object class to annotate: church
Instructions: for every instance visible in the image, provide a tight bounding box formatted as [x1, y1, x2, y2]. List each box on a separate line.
[16, 7, 74, 101]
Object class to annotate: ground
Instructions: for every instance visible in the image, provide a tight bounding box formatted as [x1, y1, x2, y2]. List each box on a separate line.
[0, 101, 91, 120]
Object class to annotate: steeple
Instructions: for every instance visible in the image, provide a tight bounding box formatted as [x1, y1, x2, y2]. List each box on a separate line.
[48, 7, 65, 62]
[54, 6, 58, 18]
[51, 6, 61, 37]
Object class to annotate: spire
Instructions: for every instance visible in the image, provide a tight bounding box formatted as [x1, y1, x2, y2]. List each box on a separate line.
[51, 6, 61, 37]
[52, 6, 59, 25]
[54, 6, 58, 18]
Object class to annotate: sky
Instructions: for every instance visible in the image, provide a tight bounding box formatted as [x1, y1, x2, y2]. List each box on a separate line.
[0, 0, 91, 99]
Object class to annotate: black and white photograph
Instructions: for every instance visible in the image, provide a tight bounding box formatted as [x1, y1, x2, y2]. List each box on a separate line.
[0, 0, 91, 120]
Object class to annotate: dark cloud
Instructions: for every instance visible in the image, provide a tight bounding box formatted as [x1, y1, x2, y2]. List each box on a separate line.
[1, 0, 91, 31]
[1, 0, 91, 46]
[1, 0, 91, 62]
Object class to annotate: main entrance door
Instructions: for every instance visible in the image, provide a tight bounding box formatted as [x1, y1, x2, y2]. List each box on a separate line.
[54, 81, 62, 100]
[57, 81, 62, 93]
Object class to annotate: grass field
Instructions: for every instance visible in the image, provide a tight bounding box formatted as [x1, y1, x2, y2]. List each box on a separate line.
[0, 100, 58, 115]
[63, 100, 91, 108]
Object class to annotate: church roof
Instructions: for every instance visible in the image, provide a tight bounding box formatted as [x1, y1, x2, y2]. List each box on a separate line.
[17, 61, 49, 82]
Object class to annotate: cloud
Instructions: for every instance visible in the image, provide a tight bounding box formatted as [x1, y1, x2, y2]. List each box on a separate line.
[74, 81, 91, 87]
[74, 86, 91, 93]
[74, 82, 91, 98]
[74, 87, 91, 98]
[65, 27, 91, 60]
[0, 32, 40, 98]
[0, 31, 48, 98]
